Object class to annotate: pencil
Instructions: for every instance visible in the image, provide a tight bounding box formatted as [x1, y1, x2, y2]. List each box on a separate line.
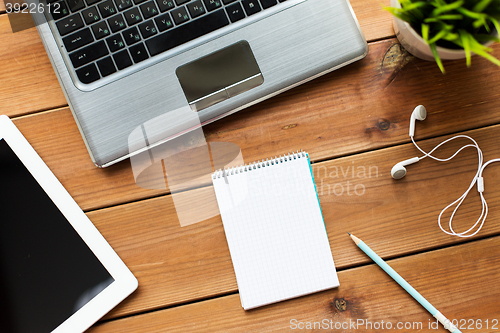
[348, 233, 461, 333]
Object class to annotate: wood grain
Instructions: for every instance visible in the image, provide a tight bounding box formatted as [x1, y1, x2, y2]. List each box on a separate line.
[88, 236, 500, 332]
[10, 40, 500, 212]
[83, 124, 500, 319]
[3, 3, 500, 329]
[0, 0, 393, 117]
[0, 15, 67, 115]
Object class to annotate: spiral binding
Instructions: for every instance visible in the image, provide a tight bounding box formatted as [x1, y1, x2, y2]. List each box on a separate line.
[212, 150, 307, 179]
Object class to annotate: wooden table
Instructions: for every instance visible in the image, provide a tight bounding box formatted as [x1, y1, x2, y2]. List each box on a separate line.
[2, 1, 500, 331]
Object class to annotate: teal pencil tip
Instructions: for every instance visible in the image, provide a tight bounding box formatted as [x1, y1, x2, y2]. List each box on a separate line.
[347, 232, 351, 236]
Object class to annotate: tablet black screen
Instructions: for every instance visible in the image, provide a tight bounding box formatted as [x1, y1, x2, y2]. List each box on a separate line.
[0, 139, 114, 333]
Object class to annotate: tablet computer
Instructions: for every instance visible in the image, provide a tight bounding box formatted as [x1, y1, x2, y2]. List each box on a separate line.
[0, 115, 138, 333]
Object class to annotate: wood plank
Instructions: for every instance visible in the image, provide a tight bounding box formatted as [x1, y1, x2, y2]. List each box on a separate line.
[85, 124, 500, 319]
[351, 0, 393, 42]
[0, 16, 67, 115]
[0, 0, 393, 117]
[11, 39, 500, 212]
[88, 236, 500, 332]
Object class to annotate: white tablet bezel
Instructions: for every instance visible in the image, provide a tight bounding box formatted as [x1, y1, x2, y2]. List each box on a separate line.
[0, 115, 138, 333]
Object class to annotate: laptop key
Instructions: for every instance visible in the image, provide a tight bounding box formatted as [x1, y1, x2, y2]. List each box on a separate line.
[129, 43, 149, 63]
[225, 2, 244, 22]
[124, 7, 143, 25]
[146, 9, 229, 56]
[97, 56, 117, 76]
[242, 0, 260, 15]
[139, 20, 158, 38]
[139, 1, 158, 20]
[187, 0, 205, 18]
[76, 63, 100, 83]
[203, 0, 222, 11]
[51, 1, 70, 20]
[123, 26, 142, 45]
[171, 7, 189, 25]
[82, 6, 101, 24]
[175, 0, 189, 4]
[91, 21, 111, 38]
[154, 13, 173, 32]
[156, 0, 174, 12]
[107, 14, 126, 32]
[221, 0, 235, 4]
[113, 50, 133, 69]
[67, 0, 86, 12]
[63, 27, 94, 52]
[106, 34, 126, 51]
[140, 1, 159, 19]
[98, 0, 117, 18]
[259, 0, 276, 9]
[69, 40, 108, 68]
[56, 14, 84, 36]
[114, 0, 133, 10]
[86, 0, 101, 5]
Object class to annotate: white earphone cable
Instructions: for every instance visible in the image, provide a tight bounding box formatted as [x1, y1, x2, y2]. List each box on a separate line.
[410, 135, 497, 238]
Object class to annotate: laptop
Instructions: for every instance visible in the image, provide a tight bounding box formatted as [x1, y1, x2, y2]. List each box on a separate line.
[29, 0, 368, 167]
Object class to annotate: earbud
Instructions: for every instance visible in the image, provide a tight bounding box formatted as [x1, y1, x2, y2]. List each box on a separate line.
[409, 105, 427, 137]
[391, 105, 500, 237]
[391, 157, 420, 180]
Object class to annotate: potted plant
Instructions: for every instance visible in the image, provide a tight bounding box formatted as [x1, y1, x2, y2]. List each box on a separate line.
[386, 0, 500, 72]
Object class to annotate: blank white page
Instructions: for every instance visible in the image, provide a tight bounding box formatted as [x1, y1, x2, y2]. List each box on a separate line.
[212, 152, 339, 310]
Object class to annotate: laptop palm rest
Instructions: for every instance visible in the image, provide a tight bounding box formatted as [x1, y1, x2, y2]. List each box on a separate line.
[176, 41, 264, 112]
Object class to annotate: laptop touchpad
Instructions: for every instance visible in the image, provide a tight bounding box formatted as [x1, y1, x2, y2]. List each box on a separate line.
[176, 41, 264, 112]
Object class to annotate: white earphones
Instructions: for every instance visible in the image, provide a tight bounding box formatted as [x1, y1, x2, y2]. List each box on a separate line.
[409, 104, 427, 137]
[392, 105, 500, 238]
[390, 157, 419, 180]
[390, 105, 427, 179]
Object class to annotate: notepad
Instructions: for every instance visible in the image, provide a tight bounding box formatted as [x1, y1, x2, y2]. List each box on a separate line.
[212, 151, 339, 310]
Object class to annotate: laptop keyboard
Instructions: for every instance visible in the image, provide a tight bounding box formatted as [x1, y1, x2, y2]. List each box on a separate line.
[47, 0, 288, 85]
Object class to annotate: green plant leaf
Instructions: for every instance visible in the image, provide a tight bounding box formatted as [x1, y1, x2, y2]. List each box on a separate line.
[471, 47, 500, 66]
[424, 14, 463, 22]
[473, 0, 492, 13]
[430, 43, 446, 73]
[488, 17, 500, 41]
[457, 7, 484, 19]
[384, 7, 415, 23]
[473, 17, 491, 31]
[432, 0, 447, 7]
[432, 0, 464, 16]
[442, 32, 460, 41]
[435, 21, 455, 31]
[401, 1, 428, 19]
[401, 1, 427, 10]
[422, 23, 430, 41]
[468, 35, 500, 66]
[384, 7, 414, 24]
[428, 29, 451, 44]
[459, 30, 472, 66]
[471, 36, 494, 52]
